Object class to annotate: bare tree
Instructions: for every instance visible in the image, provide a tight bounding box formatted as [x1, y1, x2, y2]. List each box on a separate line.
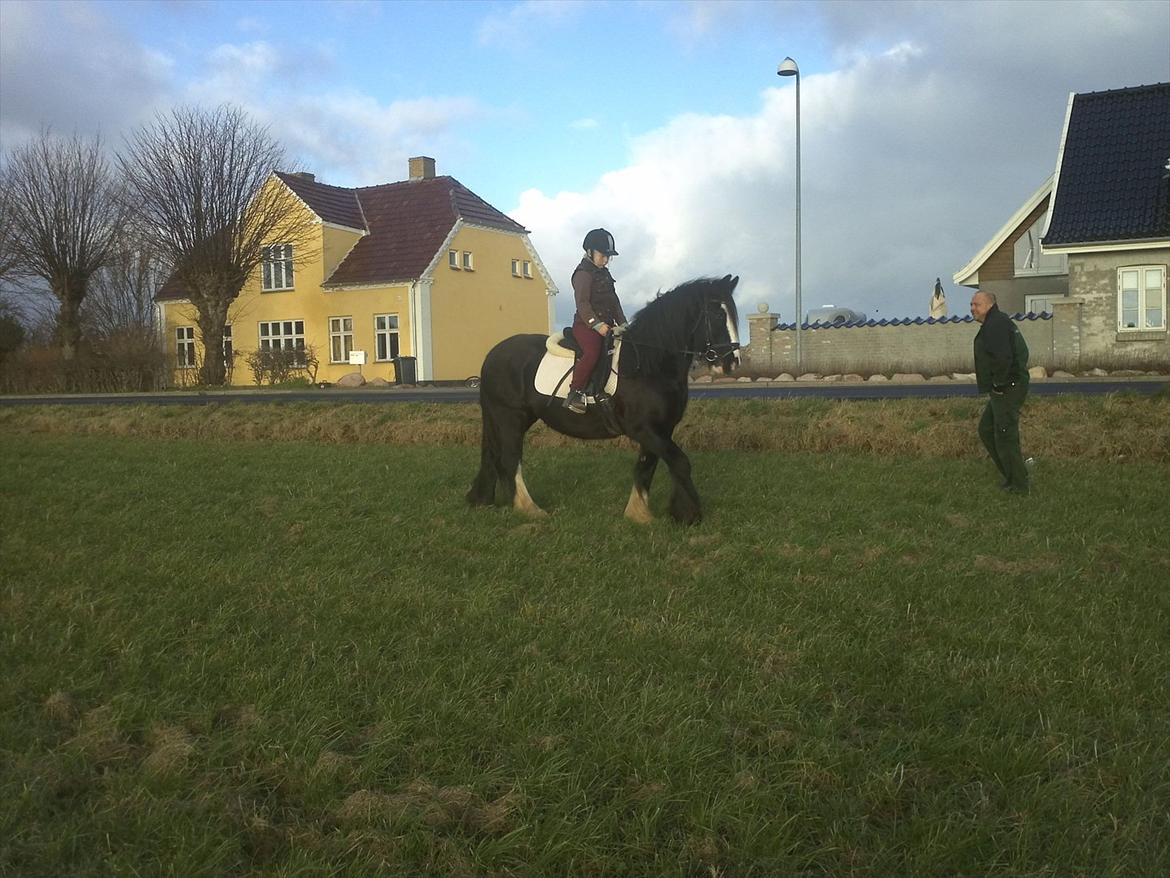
[2, 132, 126, 359]
[84, 232, 167, 339]
[0, 171, 22, 284]
[118, 105, 313, 385]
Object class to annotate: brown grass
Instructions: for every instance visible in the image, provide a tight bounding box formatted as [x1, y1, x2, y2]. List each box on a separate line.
[1, 392, 1167, 460]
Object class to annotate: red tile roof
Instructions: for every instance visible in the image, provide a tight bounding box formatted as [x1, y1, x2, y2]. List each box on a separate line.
[325, 175, 527, 286]
[155, 171, 527, 300]
[275, 172, 365, 230]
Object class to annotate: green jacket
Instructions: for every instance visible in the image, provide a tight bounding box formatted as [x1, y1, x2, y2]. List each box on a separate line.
[974, 305, 1029, 393]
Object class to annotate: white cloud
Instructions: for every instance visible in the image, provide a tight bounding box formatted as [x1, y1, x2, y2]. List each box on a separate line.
[477, 0, 586, 47]
[185, 40, 484, 186]
[570, 118, 599, 130]
[515, 1, 1170, 328]
[0, 0, 173, 147]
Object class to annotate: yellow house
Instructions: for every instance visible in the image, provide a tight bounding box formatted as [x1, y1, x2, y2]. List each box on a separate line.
[156, 157, 556, 385]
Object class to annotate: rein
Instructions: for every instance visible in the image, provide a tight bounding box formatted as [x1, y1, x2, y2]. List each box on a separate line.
[623, 303, 740, 366]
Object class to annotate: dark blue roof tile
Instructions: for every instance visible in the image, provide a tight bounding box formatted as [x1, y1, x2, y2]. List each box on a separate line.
[1043, 83, 1170, 246]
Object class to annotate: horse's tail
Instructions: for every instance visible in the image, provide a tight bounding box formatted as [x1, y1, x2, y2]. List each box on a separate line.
[466, 385, 501, 506]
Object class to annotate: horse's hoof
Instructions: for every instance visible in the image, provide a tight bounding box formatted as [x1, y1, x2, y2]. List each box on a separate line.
[624, 486, 653, 524]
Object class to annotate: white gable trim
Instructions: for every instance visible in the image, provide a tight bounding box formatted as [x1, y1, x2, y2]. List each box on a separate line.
[952, 175, 1053, 287]
[322, 220, 368, 235]
[420, 219, 463, 282]
[1040, 92, 1077, 244]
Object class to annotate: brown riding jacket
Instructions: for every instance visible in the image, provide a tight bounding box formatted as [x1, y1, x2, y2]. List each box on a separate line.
[572, 258, 626, 327]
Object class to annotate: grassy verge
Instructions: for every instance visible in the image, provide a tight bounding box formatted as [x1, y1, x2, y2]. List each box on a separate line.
[1, 392, 1168, 460]
[3, 432, 1168, 876]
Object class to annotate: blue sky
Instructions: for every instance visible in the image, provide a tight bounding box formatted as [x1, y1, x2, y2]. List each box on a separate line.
[2, 0, 1168, 326]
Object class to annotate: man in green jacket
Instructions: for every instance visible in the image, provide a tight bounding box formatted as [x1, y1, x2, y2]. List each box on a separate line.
[971, 290, 1030, 494]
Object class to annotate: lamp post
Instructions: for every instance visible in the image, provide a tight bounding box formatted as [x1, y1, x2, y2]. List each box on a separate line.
[777, 56, 801, 373]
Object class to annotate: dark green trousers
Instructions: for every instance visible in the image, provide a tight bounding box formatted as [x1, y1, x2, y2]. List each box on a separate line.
[978, 381, 1029, 490]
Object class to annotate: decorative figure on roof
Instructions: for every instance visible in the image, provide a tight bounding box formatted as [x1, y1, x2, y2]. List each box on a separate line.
[930, 278, 947, 318]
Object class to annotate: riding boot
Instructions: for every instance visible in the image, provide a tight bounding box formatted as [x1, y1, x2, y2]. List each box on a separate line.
[564, 389, 587, 414]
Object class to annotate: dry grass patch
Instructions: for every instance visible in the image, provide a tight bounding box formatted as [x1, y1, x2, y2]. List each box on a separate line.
[141, 724, 195, 777]
[3, 393, 1167, 460]
[334, 780, 521, 836]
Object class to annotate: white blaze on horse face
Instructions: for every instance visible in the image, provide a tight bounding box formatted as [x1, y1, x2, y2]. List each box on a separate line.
[722, 303, 741, 368]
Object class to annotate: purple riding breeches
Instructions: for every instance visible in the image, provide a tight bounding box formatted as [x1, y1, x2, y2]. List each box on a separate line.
[570, 317, 605, 391]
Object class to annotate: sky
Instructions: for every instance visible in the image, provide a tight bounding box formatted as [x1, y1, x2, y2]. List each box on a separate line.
[2, 0, 1168, 327]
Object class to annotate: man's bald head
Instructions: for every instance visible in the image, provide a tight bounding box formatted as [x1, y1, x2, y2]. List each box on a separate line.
[970, 290, 996, 323]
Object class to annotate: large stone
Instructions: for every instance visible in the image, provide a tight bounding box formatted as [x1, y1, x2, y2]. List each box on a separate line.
[890, 373, 925, 383]
[796, 372, 822, 382]
[692, 374, 713, 383]
[927, 375, 952, 382]
[867, 374, 890, 382]
[736, 376, 753, 382]
[774, 373, 795, 382]
[842, 374, 864, 382]
[1052, 370, 1075, 378]
[822, 374, 842, 382]
[1086, 368, 1108, 377]
[367, 376, 391, 387]
[951, 372, 977, 382]
[1111, 369, 1144, 377]
[1029, 366, 1048, 379]
[336, 372, 366, 387]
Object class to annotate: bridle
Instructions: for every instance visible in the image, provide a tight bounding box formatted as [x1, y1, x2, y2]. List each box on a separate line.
[622, 297, 740, 366]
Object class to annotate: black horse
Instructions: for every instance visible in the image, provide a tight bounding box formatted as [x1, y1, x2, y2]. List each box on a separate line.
[466, 275, 740, 525]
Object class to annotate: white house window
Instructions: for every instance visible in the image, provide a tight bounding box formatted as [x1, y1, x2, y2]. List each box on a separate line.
[1118, 265, 1166, 331]
[461, 250, 474, 271]
[262, 244, 294, 291]
[1024, 294, 1062, 315]
[329, 316, 353, 363]
[511, 259, 521, 277]
[448, 250, 460, 270]
[1014, 214, 1066, 276]
[374, 314, 400, 361]
[259, 319, 306, 363]
[176, 326, 196, 368]
[523, 260, 533, 279]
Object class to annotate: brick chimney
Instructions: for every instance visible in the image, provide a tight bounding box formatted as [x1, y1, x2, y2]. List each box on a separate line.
[292, 171, 315, 182]
[408, 156, 436, 181]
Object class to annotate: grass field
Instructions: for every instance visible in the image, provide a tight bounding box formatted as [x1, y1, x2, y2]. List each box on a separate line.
[2, 399, 1169, 876]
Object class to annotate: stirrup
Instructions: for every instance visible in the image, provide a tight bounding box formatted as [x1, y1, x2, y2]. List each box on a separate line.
[564, 390, 587, 414]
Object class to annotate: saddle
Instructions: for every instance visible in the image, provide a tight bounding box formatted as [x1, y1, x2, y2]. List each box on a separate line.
[534, 328, 621, 402]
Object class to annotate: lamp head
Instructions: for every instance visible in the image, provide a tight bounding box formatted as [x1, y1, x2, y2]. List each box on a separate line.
[777, 57, 799, 77]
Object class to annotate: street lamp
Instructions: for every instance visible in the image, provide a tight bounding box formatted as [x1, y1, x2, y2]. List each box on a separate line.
[777, 56, 801, 372]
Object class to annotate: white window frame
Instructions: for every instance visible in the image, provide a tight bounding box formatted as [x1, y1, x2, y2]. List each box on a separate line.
[176, 326, 196, 368]
[461, 250, 474, 271]
[511, 259, 521, 277]
[1117, 265, 1167, 332]
[374, 314, 400, 362]
[262, 244, 294, 291]
[258, 319, 306, 363]
[448, 249, 460, 270]
[523, 260, 533, 279]
[329, 316, 354, 364]
[1014, 213, 1066, 277]
[1024, 294, 1061, 315]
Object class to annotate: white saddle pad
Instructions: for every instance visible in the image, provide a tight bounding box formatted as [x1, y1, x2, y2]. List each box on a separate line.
[534, 332, 621, 399]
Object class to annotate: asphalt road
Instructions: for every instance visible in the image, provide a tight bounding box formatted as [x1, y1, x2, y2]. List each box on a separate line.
[1, 378, 1166, 406]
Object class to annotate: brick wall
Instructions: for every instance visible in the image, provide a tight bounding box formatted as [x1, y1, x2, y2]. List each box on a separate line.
[747, 312, 1058, 375]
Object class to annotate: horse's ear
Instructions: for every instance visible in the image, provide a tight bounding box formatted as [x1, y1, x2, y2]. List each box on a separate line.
[727, 275, 740, 292]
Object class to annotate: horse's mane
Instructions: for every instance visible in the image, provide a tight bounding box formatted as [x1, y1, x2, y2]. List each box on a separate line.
[627, 277, 737, 351]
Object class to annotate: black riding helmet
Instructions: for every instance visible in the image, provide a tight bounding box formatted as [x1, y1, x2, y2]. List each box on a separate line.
[582, 228, 618, 257]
